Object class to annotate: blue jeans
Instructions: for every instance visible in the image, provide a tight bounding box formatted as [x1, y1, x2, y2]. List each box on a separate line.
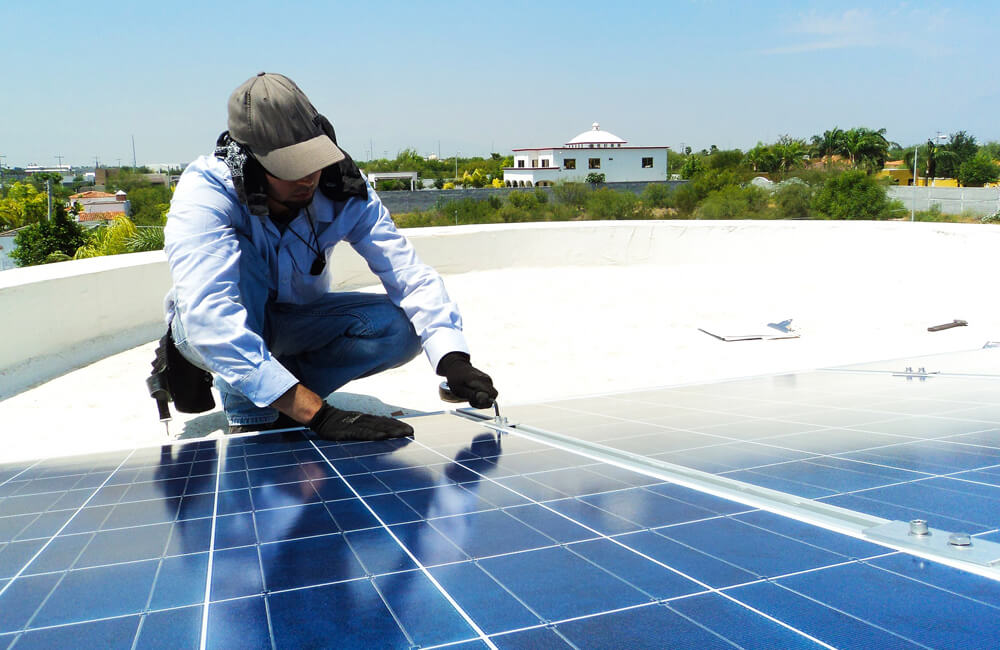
[173, 239, 421, 426]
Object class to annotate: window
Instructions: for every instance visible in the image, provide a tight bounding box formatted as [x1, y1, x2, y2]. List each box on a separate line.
[642, 157, 653, 168]
[564, 158, 576, 169]
[589, 158, 601, 169]
[541, 159, 548, 167]
[531, 159, 537, 167]
[517, 160, 525, 168]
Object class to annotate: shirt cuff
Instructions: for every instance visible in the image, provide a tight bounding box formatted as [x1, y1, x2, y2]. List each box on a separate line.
[423, 328, 470, 373]
[230, 357, 300, 408]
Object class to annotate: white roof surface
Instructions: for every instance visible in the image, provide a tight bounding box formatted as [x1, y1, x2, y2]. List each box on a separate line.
[565, 122, 627, 145]
[1, 220, 997, 464]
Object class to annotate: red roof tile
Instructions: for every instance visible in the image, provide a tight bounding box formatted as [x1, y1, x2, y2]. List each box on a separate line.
[78, 211, 126, 222]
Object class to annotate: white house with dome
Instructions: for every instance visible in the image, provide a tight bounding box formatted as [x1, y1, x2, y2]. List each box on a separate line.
[503, 123, 668, 187]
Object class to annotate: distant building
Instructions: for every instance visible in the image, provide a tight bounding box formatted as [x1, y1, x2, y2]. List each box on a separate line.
[24, 164, 72, 174]
[503, 123, 668, 187]
[69, 190, 130, 223]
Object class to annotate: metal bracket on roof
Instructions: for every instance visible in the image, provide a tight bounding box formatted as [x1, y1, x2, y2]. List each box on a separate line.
[892, 366, 939, 381]
[864, 520, 1000, 568]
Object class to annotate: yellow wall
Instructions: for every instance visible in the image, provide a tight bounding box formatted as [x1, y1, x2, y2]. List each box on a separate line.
[876, 168, 960, 186]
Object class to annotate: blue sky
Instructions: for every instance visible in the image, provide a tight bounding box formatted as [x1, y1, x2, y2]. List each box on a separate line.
[2, 1, 998, 167]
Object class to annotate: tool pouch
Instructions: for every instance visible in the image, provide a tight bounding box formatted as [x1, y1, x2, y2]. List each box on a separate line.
[146, 327, 216, 417]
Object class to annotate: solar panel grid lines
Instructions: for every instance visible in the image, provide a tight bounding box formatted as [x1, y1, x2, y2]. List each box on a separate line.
[0, 450, 136, 605]
[305, 438, 498, 650]
[198, 435, 225, 650]
[400, 436, 851, 649]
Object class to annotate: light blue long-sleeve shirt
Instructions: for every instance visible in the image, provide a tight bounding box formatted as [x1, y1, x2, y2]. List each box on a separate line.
[163, 155, 468, 407]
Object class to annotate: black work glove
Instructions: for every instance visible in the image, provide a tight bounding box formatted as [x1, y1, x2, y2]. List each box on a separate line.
[307, 403, 414, 442]
[437, 352, 498, 409]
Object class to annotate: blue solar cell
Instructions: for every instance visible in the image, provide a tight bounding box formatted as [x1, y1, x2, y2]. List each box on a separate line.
[373, 569, 480, 646]
[267, 580, 412, 647]
[491, 626, 573, 649]
[502, 503, 596, 543]
[556, 603, 739, 649]
[148, 552, 209, 610]
[431, 509, 557, 559]
[478, 545, 651, 622]
[566, 538, 703, 600]
[580, 486, 721, 528]
[429, 561, 541, 634]
[669, 593, 823, 649]
[727, 581, 920, 649]
[135, 606, 202, 649]
[656, 516, 847, 581]
[344, 527, 421, 575]
[210, 546, 262, 601]
[775, 562, 1000, 647]
[32, 559, 158, 628]
[206, 596, 270, 650]
[259, 533, 365, 592]
[13, 614, 141, 649]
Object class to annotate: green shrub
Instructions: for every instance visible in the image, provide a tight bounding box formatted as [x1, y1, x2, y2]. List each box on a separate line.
[811, 170, 895, 220]
[552, 182, 591, 208]
[640, 183, 673, 209]
[585, 188, 651, 220]
[507, 190, 539, 209]
[533, 188, 549, 204]
[694, 185, 770, 220]
[773, 181, 813, 219]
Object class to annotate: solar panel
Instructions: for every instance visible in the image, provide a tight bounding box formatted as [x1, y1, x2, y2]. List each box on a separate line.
[2, 349, 1000, 647]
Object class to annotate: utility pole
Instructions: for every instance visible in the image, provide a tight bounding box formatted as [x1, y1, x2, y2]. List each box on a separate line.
[55, 154, 64, 168]
[46, 179, 52, 221]
[0, 155, 6, 189]
[131, 135, 137, 168]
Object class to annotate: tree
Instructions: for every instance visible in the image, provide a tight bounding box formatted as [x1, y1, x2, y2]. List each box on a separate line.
[957, 153, 1000, 187]
[0, 182, 49, 230]
[679, 156, 705, 179]
[938, 131, 979, 178]
[127, 185, 171, 226]
[811, 170, 895, 220]
[840, 127, 891, 171]
[585, 172, 605, 185]
[10, 204, 89, 266]
[904, 140, 958, 181]
[744, 143, 779, 173]
[707, 149, 746, 171]
[773, 135, 809, 172]
[810, 128, 845, 159]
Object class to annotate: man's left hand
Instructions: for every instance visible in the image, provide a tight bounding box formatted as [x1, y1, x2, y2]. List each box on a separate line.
[438, 352, 498, 409]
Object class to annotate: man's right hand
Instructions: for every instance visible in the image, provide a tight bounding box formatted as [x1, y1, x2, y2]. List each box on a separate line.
[307, 403, 414, 442]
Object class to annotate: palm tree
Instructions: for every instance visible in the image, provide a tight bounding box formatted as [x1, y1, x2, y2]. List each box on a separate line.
[774, 135, 809, 171]
[810, 128, 845, 160]
[840, 127, 891, 172]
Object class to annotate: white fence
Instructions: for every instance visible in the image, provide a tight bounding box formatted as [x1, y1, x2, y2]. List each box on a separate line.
[888, 186, 1000, 216]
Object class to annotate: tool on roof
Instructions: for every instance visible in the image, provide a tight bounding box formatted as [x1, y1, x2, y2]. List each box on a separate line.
[928, 319, 968, 332]
[439, 381, 505, 425]
[146, 328, 216, 436]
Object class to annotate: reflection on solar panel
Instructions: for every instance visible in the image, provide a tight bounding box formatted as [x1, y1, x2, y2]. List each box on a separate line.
[2, 349, 1000, 648]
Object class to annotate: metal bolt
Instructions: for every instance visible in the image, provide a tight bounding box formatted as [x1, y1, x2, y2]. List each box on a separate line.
[905, 366, 913, 374]
[918, 367, 926, 374]
[948, 533, 972, 547]
[909, 519, 930, 536]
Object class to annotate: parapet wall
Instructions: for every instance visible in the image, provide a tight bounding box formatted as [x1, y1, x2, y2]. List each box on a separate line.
[887, 186, 1000, 215]
[2, 220, 997, 398]
[376, 180, 685, 214]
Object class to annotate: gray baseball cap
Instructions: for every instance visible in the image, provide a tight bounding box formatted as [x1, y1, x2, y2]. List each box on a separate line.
[227, 72, 345, 180]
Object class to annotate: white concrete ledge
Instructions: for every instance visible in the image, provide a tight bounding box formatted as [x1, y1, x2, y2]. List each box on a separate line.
[2, 220, 998, 399]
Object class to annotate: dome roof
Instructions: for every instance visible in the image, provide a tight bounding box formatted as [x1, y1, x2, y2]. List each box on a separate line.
[565, 122, 627, 146]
